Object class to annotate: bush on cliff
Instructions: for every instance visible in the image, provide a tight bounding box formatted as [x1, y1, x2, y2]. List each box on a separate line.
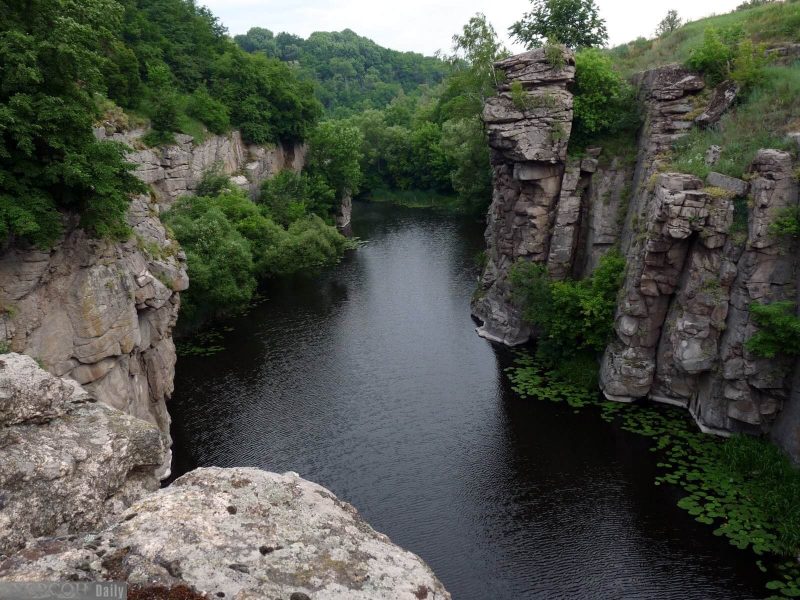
[164, 179, 350, 329]
[745, 301, 800, 359]
[571, 48, 638, 147]
[510, 249, 625, 383]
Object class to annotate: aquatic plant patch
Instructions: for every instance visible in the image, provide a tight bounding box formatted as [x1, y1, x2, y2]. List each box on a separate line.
[507, 352, 800, 598]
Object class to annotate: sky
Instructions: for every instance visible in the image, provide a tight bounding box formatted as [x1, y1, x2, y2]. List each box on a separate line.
[200, 0, 745, 55]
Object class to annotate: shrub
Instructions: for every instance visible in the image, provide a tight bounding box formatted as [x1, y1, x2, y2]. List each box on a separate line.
[259, 170, 336, 226]
[571, 48, 638, 146]
[186, 87, 230, 134]
[745, 301, 800, 359]
[768, 207, 800, 239]
[164, 183, 349, 330]
[686, 27, 738, 86]
[510, 249, 625, 369]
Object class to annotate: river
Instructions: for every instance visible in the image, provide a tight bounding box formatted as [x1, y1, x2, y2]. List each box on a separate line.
[171, 201, 766, 599]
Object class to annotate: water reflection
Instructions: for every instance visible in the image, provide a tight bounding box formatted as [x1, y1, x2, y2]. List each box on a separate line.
[171, 202, 766, 599]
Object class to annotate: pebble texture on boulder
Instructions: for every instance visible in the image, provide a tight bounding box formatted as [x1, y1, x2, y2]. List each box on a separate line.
[0, 467, 451, 600]
[0, 354, 165, 557]
[471, 47, 575, 345]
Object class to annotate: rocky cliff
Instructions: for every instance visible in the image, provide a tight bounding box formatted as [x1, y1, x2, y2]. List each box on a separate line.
[472, 48, 576, 345]
[0, 355, 450, 599]
[0, 131, 306, 477]
[473, 54, 800, 459]
[96, 128, 306, 205]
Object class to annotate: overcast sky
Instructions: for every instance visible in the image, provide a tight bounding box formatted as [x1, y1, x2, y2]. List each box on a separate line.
[200, 0, 745, 55]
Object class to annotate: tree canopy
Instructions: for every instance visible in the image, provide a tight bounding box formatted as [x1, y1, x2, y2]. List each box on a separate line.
[509, 0, 608, 49]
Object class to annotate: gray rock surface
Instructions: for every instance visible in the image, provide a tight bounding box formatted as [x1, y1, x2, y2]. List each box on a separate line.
[0, 467, 451, 600]
[0, 195, 185, 476]
[472, 47, 575, 345]
[695, 80, 738, 128]
[473, 53, 800, 457]
[707, 171, 749, 197]
[0, 354, 165, 557]
[96, 129, 305, 206]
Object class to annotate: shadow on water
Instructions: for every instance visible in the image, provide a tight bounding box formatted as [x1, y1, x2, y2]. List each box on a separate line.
[170, 201, 768, 599]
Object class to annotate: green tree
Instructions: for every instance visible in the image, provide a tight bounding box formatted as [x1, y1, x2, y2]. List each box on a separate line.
[656, 10, 682, 37]
[307, 121, 364, 204]
[571, 48, 637, 144]
[510, 0, 608, 49]
[0, 0, 143, 246]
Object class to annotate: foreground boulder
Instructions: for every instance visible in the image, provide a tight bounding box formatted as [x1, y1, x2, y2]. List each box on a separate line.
[0, 353, 166, 556]
[0, 467, 451, 600]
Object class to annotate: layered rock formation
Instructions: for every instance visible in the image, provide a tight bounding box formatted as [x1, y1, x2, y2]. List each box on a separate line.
[0, 130, 310, 478]
[0, 195, 186, 476]
[96, 129, 305, 204]
[472, 48, 576, 345]
[0, 357, 450, 598]
[474, 55, 800, 458]
[0, 354, 166, 556]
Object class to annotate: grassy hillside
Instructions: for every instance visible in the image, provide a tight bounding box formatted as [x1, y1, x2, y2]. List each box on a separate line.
[610, 0, 800, 75]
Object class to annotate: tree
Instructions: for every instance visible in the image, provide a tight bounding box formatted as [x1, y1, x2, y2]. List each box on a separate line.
[439, 13, 510, 118]
[306, 121, 364, 204]
[0, 0, 143, 246]
[571, 48, 637, 144]
[510, 0, 608, 49]
[656, 10, 682, 37]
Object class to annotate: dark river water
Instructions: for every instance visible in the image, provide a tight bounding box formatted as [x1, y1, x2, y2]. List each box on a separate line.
[171, 201, 767, 599]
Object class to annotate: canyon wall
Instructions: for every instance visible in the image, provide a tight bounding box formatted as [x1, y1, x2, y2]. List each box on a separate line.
[471, 48, 576, 345]
[0, 131, 305, 477]
[474, 55, 800, 459]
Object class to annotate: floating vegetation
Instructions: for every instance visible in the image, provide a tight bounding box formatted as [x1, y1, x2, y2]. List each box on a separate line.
[507, 351, 800, 599]
[176, 328, 232, 357]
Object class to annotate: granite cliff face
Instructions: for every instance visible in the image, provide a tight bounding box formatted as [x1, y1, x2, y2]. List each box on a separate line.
[471, 48, 576, 345]
[473, 56, 800, 459]
[0, 356, 450, 599]
[0, 131, 306, 477]
[96, 128, 306, 205]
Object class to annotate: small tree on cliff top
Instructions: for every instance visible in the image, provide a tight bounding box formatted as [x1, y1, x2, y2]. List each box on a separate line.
[510, 0, 608, 50]
[656, 10, 682, 37]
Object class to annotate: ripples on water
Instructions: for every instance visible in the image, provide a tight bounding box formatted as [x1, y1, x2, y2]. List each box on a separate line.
[171, 202, 766, 599]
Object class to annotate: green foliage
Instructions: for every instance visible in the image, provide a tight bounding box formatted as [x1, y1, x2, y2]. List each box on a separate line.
[745, 301, 800, 359]
[572, 48, 638, 146]
[686, 27, 740, 87]
[439, 117, 492, 214]
[656, 10, 682, 37]
[234, 27, 448, 116]
[306, 120, 364, 206]
[0, 0, 145, 247]
[609, 0, 800, 77]
[769, 207, 800, 239]
[259, 170, 335, 226]
[186, 87, 230, 135]
[670, 64, 800, 179]
[0, 341, 8, 354]
[164, 182, 349, 330]
[510, 249, 625, 369]
[510, 0, 608, 49]
[685, 25, 768, 90]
